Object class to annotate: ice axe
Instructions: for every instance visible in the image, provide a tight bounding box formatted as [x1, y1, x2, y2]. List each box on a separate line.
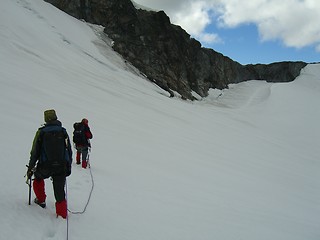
[24, 165, 33, 205]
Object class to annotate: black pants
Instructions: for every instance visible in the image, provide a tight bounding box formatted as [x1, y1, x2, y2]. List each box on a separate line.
[52, 175, 66, 202]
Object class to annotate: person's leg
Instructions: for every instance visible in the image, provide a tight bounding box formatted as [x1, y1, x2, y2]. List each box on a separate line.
[76, 149, 81, 164]
[81, 147, 89, 169]
[33, 168, 50, 207]
[55, 200, 67, 219]
[52, 175, 67, 218]
[33, 178, 46, 204]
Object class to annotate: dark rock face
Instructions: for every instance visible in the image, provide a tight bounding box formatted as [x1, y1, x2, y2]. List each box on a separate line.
[45, 0, 307, 100]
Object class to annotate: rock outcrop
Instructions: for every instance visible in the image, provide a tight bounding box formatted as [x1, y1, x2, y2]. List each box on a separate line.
[45, 0, 307, 100]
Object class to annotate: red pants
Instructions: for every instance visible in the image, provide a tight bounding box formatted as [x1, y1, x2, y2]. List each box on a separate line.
[76, 151, 88, 168]
[33, 179, 46, 203]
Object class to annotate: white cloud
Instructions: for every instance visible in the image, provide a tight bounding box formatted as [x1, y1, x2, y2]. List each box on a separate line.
[171, 1, 222, 44]
[199, 32, 222, 44]
[215, 0, 320, 49]
[133, 0, 320, 50]
[133, 0, 222, 44]
[172, 1, 210, 36]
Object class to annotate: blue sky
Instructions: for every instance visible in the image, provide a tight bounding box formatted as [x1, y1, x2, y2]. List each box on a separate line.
[204, 23, 319, 64]
[133, 0, 320, 65]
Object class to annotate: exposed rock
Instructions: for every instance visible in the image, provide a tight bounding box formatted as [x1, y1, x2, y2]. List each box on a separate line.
[44, 0, 307, 100]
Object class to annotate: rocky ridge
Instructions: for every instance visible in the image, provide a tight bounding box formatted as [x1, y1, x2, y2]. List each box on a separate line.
[45, 0, 307, 100]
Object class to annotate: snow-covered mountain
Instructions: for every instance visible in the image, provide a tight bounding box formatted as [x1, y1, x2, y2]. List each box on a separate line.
[0, 0, 319, 240]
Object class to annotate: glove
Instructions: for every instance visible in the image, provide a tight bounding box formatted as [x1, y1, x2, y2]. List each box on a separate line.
[27, 168, 33, 179]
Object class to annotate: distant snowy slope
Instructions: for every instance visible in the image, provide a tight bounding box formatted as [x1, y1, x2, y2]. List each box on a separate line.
[0, 0, 319, 240]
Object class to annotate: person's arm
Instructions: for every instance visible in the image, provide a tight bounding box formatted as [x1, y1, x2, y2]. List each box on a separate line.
[65, 131, 73, 176]
[29, 129, 41, 169]
[85, 126, 93, 139]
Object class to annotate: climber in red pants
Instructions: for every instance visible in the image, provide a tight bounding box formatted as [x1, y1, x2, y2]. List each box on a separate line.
[27, 109, 72, 219]
[73, 118, 93, 169]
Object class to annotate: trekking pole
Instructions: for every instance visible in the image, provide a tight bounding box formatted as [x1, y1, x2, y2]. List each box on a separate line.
[87, 147, 91, 168]
[28, 176, 32, 205]
[87, 139, 91, 168]
[25, 165, 32, 205]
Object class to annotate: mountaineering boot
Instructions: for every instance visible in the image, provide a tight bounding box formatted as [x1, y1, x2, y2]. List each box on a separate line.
[82, 160, 87, 169]
[56, 199, 67, 219]
[34, 198, 46, 208]
[76, 151, 81, 164]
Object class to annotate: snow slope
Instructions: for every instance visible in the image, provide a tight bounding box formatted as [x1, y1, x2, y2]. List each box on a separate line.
[0, 0, 319, 239]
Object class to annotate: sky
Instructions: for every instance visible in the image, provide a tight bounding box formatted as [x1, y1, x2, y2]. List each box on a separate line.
[1, 0, 320, 239]
[133, 0, 320, 64]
